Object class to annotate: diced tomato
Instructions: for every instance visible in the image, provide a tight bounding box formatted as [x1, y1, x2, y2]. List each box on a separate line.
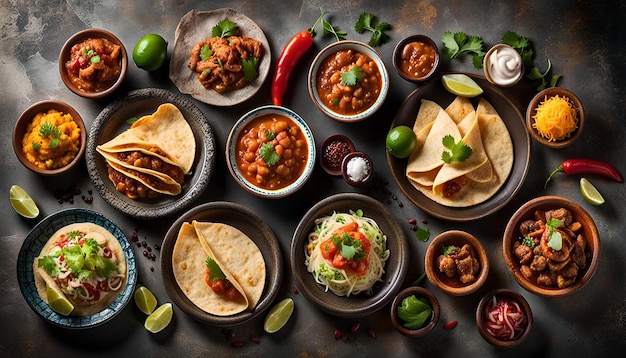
[332, 252, 348, 269]
[224, 286, 242, 301]
[320, 238, 338, 260]
[332, 222, 359, 235]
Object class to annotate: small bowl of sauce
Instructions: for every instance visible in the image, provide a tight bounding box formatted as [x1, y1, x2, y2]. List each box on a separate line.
[320, 135, 355, 176]
[341, 151, 373, 186]
[483, 44, 523, 87]
[392, 35, 440, 83]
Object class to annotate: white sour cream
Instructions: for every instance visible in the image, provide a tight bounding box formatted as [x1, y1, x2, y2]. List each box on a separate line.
[485, 44, 523, 86]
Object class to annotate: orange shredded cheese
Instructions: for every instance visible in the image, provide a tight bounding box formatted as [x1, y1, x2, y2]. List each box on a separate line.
[532, 95, 578, 142]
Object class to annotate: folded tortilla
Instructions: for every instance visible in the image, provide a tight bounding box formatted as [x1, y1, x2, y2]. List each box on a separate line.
[107, 161, 182, 195]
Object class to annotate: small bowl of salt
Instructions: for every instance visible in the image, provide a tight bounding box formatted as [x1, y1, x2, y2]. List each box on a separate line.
[341, 151, 373, 186]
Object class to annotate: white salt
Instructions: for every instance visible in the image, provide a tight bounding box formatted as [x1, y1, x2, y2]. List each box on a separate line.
[346, 156, 369, 181]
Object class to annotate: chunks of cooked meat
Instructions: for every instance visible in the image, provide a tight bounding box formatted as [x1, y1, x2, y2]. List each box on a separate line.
[436, 244, 480, 284]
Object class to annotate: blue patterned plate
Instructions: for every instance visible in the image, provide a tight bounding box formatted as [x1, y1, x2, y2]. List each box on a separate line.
[16, 209, 137, 329]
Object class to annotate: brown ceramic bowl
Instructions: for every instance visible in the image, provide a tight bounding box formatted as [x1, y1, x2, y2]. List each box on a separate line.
[390, 286, 440, 337]
[59, 28, 128, 98]
[526, 87, 584, 149]
[341, 151, 373, 186]
[308, 40, 389, 122]
[13, 100, 86, 176]
[425, 230, 489, 296]
[319, 134, 355, 176]
[503, 195, 600, 297]
[476, 288, 533, 347]
[392, 34, 440, 83]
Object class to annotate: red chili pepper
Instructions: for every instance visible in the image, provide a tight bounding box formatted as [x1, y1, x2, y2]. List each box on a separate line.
[271, 12, 327, 106]
[544, 158, 623, 188]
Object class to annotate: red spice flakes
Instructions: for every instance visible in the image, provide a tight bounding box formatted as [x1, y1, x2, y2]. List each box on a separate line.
[322, 139, 353, 173]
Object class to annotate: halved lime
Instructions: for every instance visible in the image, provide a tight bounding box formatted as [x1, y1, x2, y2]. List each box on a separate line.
[46, 285, 74, 316]
[263, 298, 294, 333]
[144, 302, 173, 333]
[580, 178, 605, 206]
[441, 74, 484, 97]
[134, 286, 157, 315]
[9, 185, 40, 219]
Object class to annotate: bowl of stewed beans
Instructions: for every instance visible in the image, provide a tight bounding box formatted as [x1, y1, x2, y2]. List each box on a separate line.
[226, 105, 316, 198]
[308, 40, 389, 122]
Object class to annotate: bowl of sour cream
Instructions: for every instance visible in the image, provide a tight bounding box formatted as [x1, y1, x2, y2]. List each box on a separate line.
[483, 44, 523, 87]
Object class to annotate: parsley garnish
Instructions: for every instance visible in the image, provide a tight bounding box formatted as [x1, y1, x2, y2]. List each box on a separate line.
[340, 66, 365, 86]
[332, 233, 365, 260]
[522, 236, 536, 248]
[205, 257, 226, 281]
[212, 19, 239, 38]
[200, 44, 213, 61]
[242, 57, 259, 81]
[264, 130, 276, 140]
[546, 218, 564, 251]
[354, 12, 391, 47]
[259, 142, 280, 166]
[441, 135, 473, 164]
[441, 31, 486, 69]
[501, 31, 561, 90]
[441, 244, 458, 256]
[415, 226, 430, 242]
[39, 122, 62, 149]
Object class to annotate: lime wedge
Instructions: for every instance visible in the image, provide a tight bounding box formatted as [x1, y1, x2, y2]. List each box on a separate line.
[9, 185, 40, 219]
[134, 286, 158, 315]
[46, 285, 74, 316]
[441, 74, 484, 97]
[580, 178, 605, 206]
[263, 298, 294, 333]
[144, 302, 173, 333]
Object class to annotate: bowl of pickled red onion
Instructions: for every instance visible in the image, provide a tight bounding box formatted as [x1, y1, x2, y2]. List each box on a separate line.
[475, 288, 533, 348]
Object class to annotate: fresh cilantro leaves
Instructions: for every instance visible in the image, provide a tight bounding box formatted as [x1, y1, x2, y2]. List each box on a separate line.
[200, 44, 213, 61]
[259, 142, 280, 166]
[242, 57, 259, 81]
[441, 31, 486, 69]
[38, 122, 62, 149]
[354, 12, 391, 47]
[205, 257, 226, 281]
[441, 244, 458, 256]
[340, 66, 365, 86]
[332, 233, 365, 260]
[39, 237, 118, 279]
[212, 19, 239, 38]
[320, 11, 347, 41]
[415, 226, 430, 242]
[441, 135, 473, 164]
[546, 218, 564, 251]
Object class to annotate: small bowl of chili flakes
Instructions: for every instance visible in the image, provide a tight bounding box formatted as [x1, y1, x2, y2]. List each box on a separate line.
[319, 134, 355, 176]
[59, 28, 128, 99]
[226, 105, 316, 199]
[308, 40, 389, 123]
[392, 34, 440, 83]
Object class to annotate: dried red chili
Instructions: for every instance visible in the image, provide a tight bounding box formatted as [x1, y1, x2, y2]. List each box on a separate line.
[544, 158, 623, 188]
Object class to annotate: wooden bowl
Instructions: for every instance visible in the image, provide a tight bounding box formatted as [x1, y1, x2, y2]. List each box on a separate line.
[503, 195, 600, 297]
[392, 34, 440, 83]
[476, 288, 533, 347]
[59, 28, 127, 98]
[526, 87, 584, 149]
[13, 100, 86, 176]
[425, 230, 489, 296]
[390, 286, 440, 337]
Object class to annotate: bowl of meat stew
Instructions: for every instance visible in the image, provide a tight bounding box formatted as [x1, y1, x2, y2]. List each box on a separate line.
[503, 195, 600, 297]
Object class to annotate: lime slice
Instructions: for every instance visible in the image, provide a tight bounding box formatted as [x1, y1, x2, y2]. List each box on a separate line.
[580, 178, 605, 206]
[46, 285, 74, 316]
[9, 185, 40, 219]
[144, 302, 173, 333]
[263, 298, 294, 333]
[134, 286, 157, 315]
[441, 74, 484, 97]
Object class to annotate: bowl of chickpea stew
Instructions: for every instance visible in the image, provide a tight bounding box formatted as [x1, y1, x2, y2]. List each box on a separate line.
[226, 105, 316, 198]
[308, 40, 389, 122]
[503, 195, 600, 297]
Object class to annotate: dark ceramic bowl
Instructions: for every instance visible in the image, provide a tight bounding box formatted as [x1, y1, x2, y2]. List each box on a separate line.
[319, 134, 355, 176]
[13, 100, 86, 176]
[392, 34, 440, 83]
[390, 286, 440, 337]
[526, 87, 584, 149]
[59, 28, 127, 98]
[503, 195, 600, 297]
[341, 151, 373, 186]
[290, 193, 409, 318]
[476, 288, 533, 347]
[425, 230, 489, 296]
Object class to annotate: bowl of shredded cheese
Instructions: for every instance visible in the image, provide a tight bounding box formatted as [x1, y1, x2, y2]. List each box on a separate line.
[526, 87, 584, 149]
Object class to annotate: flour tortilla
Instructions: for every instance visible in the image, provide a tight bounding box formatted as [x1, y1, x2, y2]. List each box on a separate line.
[106, 161, 182, 195]
[33, 223, 128, 316]
[405, 96, 513, 207]
[172, 223, 249, 316]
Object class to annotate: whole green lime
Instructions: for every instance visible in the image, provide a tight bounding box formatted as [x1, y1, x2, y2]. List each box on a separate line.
[133, 34, 168, 71]
[386, 125, 417, 159]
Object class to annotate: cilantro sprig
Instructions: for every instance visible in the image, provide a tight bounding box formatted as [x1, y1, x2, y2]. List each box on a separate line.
[332, 233, 365, 260]
[38, 236, 118, 279]
[501, 31, 561, 90]
[37, 122, 62, 149]
[205, 257, 226, 281]
[441, 135, 473, 164]
[340, 66, 365, 86]
[259, 142, 280, 166]
[212, 19, 239, 38]
[242, 57, 259, 81]
[546, 218, 564, 251]
[354, 12, 391, 47]
[441, 31, 486, 69]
